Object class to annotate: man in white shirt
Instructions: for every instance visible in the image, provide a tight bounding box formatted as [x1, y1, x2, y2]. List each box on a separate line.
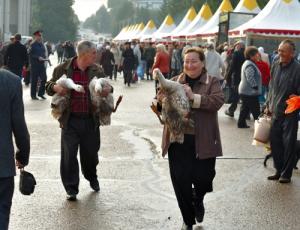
[204, 42, 225, 81]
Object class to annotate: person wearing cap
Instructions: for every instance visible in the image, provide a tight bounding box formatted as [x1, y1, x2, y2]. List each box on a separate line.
[0, 69, 30, 230]
[3, 33, 29, 79]
[45, 40, 110, 201]
[28, 30, 47, 100]
[100, 44, 115, 79]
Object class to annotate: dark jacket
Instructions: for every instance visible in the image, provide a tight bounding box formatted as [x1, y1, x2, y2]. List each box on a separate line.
[28, 40, 46, 67]
[0, 69, 30, 178]
[144, 46, 156, 62]
[267, 59, 300, 119]
[122, 48, 135, 71]
[100, 50, 115, 75]
[161, 73, 224, 159]
[45, 57, 106, 128]
[4, 41, 28, 73]
[226, 49, 245, 87]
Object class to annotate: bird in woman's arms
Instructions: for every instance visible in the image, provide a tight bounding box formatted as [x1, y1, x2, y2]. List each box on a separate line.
[151, 68, 193, 143]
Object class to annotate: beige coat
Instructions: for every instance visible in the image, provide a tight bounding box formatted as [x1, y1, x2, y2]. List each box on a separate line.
[161, 72, 224, 159]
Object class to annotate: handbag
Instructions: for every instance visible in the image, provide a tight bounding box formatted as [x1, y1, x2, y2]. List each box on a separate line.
[19, 169, 36, 195]
[253, 115, 272, 144]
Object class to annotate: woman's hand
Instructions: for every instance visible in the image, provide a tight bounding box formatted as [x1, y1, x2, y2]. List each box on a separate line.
[183, 84, 194, 101]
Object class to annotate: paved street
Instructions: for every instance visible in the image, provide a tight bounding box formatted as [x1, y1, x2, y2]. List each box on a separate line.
[9, 56, 300, 230]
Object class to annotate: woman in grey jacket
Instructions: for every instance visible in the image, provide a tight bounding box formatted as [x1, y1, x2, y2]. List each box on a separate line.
[238, 46, 262, 128]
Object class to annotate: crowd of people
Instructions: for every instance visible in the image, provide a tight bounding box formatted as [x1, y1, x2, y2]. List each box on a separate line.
[1, 29, 300, 230]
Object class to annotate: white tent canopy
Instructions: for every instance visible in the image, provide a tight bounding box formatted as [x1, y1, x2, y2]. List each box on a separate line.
[234, 0, 261, 14]
[139, 20, 157, 41]
[229, 0, 300, 37]
[188, 0, 233, 38]
[173, 3, 213, 39]
[164, 7, 197, 39]
[113, 26, 129, 41]
[128, 23, 145, 40]
[149, 15, 176, 41]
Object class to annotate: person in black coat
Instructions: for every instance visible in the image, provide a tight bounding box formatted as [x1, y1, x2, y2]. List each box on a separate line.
[121, 42, 135, 87]
[0, 69, 30, 230]
[224, 41, 245, 117]
[100, 45, 115, 79]
[4, 34, 28, 78]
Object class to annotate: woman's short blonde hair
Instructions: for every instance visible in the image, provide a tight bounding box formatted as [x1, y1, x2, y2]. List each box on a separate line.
[156, 43, 168, 53]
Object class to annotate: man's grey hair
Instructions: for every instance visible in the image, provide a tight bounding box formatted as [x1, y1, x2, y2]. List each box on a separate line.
[77, 40, 96, 56]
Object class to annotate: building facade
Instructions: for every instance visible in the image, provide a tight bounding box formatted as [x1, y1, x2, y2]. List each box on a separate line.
[132, 0, 163, 9]
[0, 0, 31, 42]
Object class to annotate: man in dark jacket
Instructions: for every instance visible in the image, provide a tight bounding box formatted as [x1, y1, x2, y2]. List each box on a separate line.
[46, 40, 110, 201]
[0, 69, 30, 230]
[224, 41, 245, 117]
[266, 40, 300, 183]
[144, 42, 156, 80]
[28, 30, 47, 100]
[121, 42, 135, 86]
[4, 33, 28, 78]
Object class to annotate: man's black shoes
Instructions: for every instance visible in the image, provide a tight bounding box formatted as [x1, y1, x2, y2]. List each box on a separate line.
[66, 194, 77, 201]
[39, 95, 46, 100]
[181, 223, 193, 230]
[90, 179, 100, 192]
[31, 96, 39, 100]
[279, 177, 291, 183]
[267, 173, 280, 180]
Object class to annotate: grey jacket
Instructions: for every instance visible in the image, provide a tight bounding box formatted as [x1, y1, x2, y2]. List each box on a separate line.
[0, 69, 30, 177]
[239, 60, 262, 96]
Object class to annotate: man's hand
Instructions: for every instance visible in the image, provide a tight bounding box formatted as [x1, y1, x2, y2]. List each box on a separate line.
[99, 85, 112, 97]
[183, 84, 194, 101]
[53, 84, 68, 96]
[16, 160, 24, 169]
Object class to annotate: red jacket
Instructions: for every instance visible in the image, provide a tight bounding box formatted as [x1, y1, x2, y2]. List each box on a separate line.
[255, 60, 270, 86]
[152, 51, 170, 74]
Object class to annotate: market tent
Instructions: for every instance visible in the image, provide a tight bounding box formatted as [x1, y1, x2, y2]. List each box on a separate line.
[150, 15, 176, 42]
[113, 26, 129, 41]
[173, 3, 213, 39]
[188, 0, 233, 38]
[128, 22, 145, 41]
[234, 0, 261, 13]
[229, 0, 300, 37]
[164, 7, 197, 39]
[139, 20, 157, 41]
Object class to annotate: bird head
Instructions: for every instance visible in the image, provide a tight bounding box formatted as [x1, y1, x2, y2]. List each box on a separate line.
[153, 68, 162, 81]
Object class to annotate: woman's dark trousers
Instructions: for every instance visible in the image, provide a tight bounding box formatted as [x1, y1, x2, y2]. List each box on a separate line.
[238, 95, 260, 126]
[168, 135, 216, 226]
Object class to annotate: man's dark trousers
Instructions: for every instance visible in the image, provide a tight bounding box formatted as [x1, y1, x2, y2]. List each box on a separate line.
[0, 177, 14, 230]
[60, 116, 100, 195]
[270, 113, 299, 179]
[30, 64, 47, 98]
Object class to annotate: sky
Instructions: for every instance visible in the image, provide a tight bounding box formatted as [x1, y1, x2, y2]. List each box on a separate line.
[72, 0, 107, 21]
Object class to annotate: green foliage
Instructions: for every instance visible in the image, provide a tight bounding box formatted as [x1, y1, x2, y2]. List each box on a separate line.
[82, 6, 112, 34]
[31, 0, 79, 42]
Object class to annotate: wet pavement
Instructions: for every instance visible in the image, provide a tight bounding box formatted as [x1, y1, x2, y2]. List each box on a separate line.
[9, 56, 300, 230]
